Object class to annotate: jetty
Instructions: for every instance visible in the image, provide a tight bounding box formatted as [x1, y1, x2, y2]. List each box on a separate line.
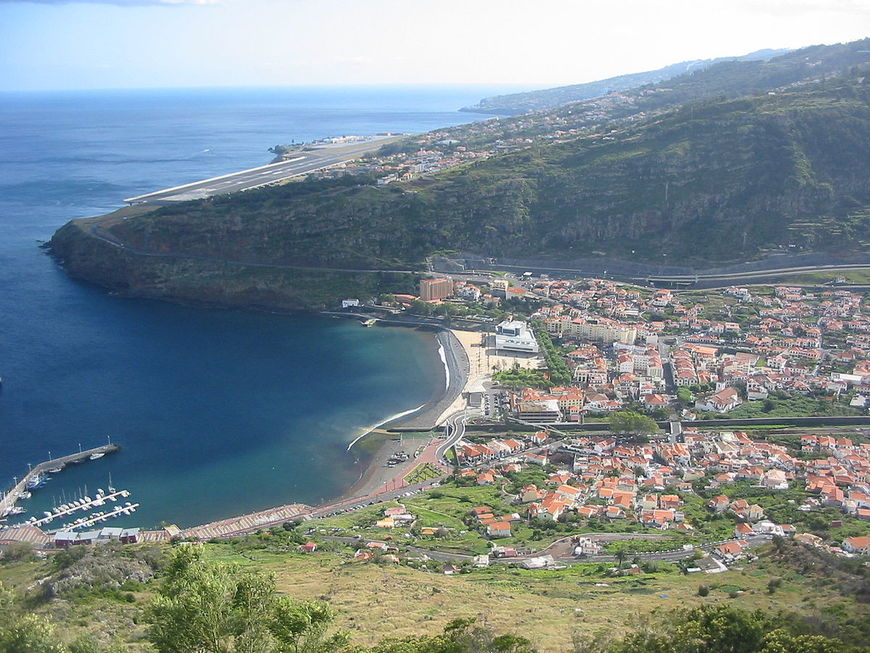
[28, 488, 132, 528]
[53, 502, 140, 532]
[0, 444, 120, 519]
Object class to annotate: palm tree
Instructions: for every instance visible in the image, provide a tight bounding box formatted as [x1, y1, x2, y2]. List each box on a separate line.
[615, 547, 627, 570]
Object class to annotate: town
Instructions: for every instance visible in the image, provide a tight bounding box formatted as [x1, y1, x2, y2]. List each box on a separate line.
[357, 273, 869, 424]
[322, 273, 870, 573]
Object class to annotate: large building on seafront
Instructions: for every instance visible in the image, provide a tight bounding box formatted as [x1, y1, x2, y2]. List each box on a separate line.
[544, 315, 637, 345]
[420, 278, 453, 301]
[495, 320, 540, 354]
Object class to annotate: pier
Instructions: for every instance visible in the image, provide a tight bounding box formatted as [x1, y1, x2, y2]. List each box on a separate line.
[0, 444, 120, 519]
[29, 488, 132, 528]
[53, 502, 140, 532]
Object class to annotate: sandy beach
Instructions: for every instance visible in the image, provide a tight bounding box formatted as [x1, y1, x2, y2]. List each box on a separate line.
[340, 321, 547, 503]
[432, 329, 486, 423]
[431, 327, 544, 424]
[340, 324, 478, 499]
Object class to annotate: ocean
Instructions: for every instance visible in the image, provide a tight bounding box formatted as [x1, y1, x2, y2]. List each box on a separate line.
[0, 85, 506, 529]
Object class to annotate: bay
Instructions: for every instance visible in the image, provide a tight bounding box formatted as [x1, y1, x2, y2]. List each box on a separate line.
[0, 85, 506, 528]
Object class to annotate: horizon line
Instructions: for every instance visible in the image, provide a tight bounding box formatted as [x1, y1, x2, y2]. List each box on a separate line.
[0, 81, 546, 95]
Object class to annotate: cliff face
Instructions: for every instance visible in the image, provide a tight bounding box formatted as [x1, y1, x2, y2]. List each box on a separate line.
[50, 73, 870, 310]
[50, 218, 419, 311]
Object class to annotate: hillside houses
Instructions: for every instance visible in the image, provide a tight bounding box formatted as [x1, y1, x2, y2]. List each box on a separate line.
[472, 278, 870, 423]
[450, 424, 870, 556]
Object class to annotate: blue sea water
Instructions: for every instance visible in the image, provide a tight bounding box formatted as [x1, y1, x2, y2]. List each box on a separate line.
[0, 85, 506, 529]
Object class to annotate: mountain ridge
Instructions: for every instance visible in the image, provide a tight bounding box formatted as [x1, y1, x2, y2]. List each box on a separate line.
[461, 48, 789, 115]
[49, 40, 870, 310]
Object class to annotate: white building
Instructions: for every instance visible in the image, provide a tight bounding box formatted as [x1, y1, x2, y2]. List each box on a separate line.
[495, 320, 540, 354]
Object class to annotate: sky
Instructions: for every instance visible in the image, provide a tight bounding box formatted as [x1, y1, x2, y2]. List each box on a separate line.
[0, 0, 868, 91]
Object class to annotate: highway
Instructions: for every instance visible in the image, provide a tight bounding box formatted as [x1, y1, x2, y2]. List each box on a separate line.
[465, 261, 870, 289]
[123, 136, 400, 205]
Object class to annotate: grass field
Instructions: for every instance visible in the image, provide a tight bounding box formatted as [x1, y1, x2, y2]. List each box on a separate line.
[763, 269, 870, 285]
[1, 536, 867, 652]
[404, 463, 443, 485]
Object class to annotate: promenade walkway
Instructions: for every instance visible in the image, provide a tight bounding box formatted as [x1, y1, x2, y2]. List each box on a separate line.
[180, 503, 311, 540]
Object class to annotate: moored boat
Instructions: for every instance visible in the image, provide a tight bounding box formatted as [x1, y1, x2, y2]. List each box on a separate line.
[26, 474, 47, 490]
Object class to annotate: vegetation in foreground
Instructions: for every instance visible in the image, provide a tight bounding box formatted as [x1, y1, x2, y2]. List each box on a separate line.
[0, 535, 867, 652]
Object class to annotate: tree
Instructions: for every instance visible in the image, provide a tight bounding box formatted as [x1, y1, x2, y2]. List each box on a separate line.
[615, 548, 627, 570]
[0, 614, 67, 653]
[759, 629, 846, 653]
[147, 545, 349, 653]
[608, 411, 659, 435]
[612, 604, 770, 653]
[0, 583, 67, 653]
[677, 386, 694, 406]
[603, 604, 850, 653]
[408, 300, 435, 316]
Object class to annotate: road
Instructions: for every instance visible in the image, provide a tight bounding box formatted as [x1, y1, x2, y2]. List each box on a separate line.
[124, 137, 400, 205]
[436, 409, 474, 463]
[639, 264, 870, 284]
[459, 261, 870, 289]
[315, 532, 768, 566]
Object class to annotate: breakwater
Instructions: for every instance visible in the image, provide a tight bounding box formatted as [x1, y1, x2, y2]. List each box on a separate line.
[0, 444, 120, 519]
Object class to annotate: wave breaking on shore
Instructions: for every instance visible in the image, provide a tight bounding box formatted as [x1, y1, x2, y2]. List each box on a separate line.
[437, 340, 450, 392]
[346, 403, 427, 451]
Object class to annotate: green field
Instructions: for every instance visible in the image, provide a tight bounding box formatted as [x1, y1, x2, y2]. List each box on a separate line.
[1, 536, 867, 652]
[404, 462, 443, 484]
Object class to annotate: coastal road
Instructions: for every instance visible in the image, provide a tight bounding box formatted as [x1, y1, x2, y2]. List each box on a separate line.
[437, 412, 466, 462]
[124, 136, 400, 205]
[436, 407, 481, 464]
[465, 261, 870, 289]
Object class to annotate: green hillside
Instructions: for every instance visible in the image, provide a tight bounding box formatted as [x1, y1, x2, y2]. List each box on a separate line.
[71, 74, 870, 263]
[461, 49, 787, 115]
[50, 56, 870, 309]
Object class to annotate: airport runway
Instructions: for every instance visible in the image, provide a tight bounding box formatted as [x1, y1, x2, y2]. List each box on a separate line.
[124, 136, 400, 205]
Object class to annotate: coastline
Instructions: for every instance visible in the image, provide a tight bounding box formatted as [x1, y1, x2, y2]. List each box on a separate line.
[321, 313, 473, 433]
[393, 328, 469, 430]
[336, 320, 476, 501]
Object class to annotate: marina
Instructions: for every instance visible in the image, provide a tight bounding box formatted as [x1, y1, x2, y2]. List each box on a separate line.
[53, 501, 140, 532]
[0, 443, 120, 520]
[25, 487, 132, 528]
